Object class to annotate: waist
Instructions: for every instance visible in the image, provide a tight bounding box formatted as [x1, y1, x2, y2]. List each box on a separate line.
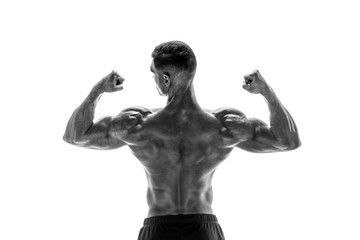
[143, 213, 219, 226]
[147, 186, 214, 217]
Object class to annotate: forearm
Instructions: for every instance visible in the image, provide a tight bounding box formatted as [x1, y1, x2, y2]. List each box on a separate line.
[262, 86, 301, 149]
[63, 83, 104, 144]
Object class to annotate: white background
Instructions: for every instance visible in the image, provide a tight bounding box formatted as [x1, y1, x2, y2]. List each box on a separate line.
[1, 0, 359, 239]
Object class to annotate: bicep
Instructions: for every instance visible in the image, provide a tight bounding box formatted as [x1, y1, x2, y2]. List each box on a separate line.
[77, 116, 126, 150]
[237, 118, 284, 153]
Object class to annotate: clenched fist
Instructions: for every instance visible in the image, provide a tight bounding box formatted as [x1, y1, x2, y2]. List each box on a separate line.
[243, 70, 269, 94]
[98, 70, 125, 93]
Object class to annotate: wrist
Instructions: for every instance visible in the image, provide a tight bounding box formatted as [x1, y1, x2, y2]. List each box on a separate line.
[260, 83, 272, 95]
[88, 83, 104, 102]
[92, 81, 105, 94]
[261, 85, 276, 101]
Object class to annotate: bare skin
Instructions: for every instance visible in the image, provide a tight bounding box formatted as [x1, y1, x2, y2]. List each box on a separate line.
[64, 63, 301, 218]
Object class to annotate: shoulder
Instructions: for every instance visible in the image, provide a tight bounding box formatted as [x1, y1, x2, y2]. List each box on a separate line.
[110, 106, 154, 127]
[120, 106, 153, 114]
[119, 106, 162, 114]
[210, 107, 247, 119]
[111, 106, 163, 129]
[204, 107, 251, 148]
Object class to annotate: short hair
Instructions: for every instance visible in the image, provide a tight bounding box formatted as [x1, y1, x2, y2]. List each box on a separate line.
[151, 41, 197, 73]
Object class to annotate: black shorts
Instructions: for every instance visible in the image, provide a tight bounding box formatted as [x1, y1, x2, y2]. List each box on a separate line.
[137, 214, 225, 240]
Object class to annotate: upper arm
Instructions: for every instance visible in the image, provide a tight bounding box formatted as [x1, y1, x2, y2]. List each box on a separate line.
[236, 118, 285, 153]
[77, 106, 154, 150]
[212, 107, 286, 153]
[75, 116, 126, 150]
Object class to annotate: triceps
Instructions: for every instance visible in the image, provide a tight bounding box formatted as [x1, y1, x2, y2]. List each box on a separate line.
[236, 118, 281, 152]
[81, 116, 126, 149]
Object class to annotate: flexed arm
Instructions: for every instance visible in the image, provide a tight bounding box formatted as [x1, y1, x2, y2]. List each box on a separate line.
[63, 71, 126, 149]
[239, 70, 301, 152]
[215, 70, 301, 153]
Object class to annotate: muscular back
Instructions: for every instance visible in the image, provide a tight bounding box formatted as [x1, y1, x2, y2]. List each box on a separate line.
[64, 69, 301, 218]
[123, 107, 240, 217]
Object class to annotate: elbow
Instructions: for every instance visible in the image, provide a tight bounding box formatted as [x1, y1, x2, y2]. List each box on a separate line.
[275, 136, 302, 151]
[285, 138, 302, 151]
[63, 136, 87, 147]
[63, 132, 84, 146]
[286, 139, 301, 151]
[63, 133, 75, 145]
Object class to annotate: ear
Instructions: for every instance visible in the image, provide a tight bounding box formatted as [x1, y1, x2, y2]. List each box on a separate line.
[163, 73, 170, 87]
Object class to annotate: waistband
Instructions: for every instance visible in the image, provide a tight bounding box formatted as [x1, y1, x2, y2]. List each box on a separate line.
[143, 214, 218, 226]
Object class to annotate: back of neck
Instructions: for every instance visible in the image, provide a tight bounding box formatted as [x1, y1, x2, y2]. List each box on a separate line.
[165, 83, 200, 111]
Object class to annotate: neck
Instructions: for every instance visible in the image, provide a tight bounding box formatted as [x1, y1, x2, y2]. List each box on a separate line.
[165, 81, 200, 110]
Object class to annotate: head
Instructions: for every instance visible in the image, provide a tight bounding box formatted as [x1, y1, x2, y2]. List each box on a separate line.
[151, 41, 197, 96]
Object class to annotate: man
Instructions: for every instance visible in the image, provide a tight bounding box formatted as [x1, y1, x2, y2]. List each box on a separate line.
[63, 41, 301, 240]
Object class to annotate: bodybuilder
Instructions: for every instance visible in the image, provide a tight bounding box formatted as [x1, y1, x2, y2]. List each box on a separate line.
[63, 41, 301, 240]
